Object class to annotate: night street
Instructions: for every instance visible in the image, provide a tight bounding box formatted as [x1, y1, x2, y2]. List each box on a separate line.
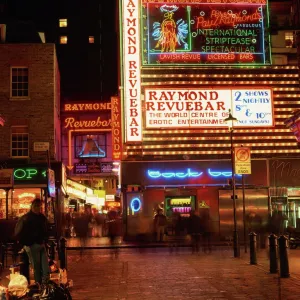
[67, 247, 300, 300]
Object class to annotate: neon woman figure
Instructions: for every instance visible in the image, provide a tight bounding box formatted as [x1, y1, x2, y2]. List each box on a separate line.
[152, 5, 188, 53]
[155, 12, 177, 52]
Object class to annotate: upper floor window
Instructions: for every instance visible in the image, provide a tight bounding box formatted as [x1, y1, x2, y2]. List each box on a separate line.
[89, 36, 95, 44]
[11, 67, 29, 99]
[59, 19, 68, 28]
[285, 32, 294, 48]
[60, 36, 68, 44]
[11, 126, 29, 158]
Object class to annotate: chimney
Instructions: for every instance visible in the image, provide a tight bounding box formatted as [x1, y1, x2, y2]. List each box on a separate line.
[0, 24, 6, 43]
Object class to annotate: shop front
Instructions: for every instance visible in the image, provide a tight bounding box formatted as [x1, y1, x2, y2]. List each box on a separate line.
[121, 159, 269, 240]
[0, 162, 65, 241]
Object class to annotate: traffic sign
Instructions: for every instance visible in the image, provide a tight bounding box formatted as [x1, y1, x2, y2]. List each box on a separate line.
[234, 146, 251, 175]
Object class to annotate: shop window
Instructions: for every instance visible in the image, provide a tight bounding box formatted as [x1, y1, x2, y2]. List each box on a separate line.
[11, 126, 29, 158]
[75, 134, 106, 158]
[60, 35, 68, 44]
[59, 19, 68, 28]
[89, 36, 95, 44]
[285, 32, 294, 48]
[10, 67, 29, 99]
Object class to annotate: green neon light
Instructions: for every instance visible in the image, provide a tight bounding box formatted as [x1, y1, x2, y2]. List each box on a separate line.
[141, 2, 271, 66]
[14, 168, 47, 180]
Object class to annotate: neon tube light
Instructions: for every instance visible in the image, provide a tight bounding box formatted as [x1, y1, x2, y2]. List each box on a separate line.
[147, 168, 242, 179]
[130, 197, 142, 212]
[148, 168, 203, 179]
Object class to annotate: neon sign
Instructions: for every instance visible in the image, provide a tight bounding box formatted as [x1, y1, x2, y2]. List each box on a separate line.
[122, 0, 142, 142]
[111, 96, 122, 160]
[130, 197, 142, 212]
[64, 117, 111, 129]
[170, 198, 191, 206]
[147, 168, 242, 179]
[14, 168, 46, 180]
[148, 168, 203, 178]
[145, 88, 273, 128]
[172, 207, 191, 213]
[141, 0, 270, 65]
[63, 103, 111, 112]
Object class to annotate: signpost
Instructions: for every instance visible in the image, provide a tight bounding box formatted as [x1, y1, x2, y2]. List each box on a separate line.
[234, 146, 251, 175]
[234, 146, 251, 253]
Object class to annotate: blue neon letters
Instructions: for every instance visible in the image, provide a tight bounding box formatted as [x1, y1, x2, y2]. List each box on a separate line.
[147, 168, 242, 179]
[148, 168, 203, 179]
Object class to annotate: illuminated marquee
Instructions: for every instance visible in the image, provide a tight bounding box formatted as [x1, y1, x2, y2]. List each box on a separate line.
[145, 88, 273, 128]
[141, 0, 270, 65]
[123, 0, 142, 142]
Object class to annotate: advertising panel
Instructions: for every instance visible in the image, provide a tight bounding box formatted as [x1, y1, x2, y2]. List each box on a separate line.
[111, 97, 123, 160]
[141, 0, 270, 66]
[145, 87, 273, 128]
[123, 0, 142, 142]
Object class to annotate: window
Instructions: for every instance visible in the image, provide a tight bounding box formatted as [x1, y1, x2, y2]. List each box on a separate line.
[11, 126, 29, 158]
[75, 134, 106, 158]
[11, 67, 29, 98]
[59, 19, 68, 27]
[60, 36, 68, 44]
[285, 32, 294, 48]
[89, 36, 95, 44]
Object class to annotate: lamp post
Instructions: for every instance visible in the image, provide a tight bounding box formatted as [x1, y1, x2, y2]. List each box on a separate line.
[224, 109, 240, 258]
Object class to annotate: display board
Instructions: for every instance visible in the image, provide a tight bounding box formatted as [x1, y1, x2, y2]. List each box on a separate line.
[145, 87, 273, 128]
[141, 0, 270, 66]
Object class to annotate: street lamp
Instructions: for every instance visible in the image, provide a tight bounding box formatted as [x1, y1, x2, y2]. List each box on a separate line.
[224, 109, 240, 258]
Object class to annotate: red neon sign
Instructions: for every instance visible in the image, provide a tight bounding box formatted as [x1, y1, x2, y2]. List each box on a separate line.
[196, 10, 262, 29]
[111, 97, 123, 160]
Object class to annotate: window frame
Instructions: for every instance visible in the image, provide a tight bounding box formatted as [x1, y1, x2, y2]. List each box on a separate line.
[60, 35, 68, 44]
[11, 126, 29, 158]
[284, 31, 294, 48]
[89, 36, 95, 44]
[10, 67, 30, 100]
[59, 19, 68, 28]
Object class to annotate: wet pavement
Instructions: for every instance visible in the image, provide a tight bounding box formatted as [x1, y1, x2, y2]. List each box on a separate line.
[67, 246, 300, 300]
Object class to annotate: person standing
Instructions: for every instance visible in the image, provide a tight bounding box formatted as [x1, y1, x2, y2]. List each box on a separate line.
[14, 198, 50, 284]
[154, 209, 167, 242]
[200, 209, 212, 253]
[187, 210, 203, 254]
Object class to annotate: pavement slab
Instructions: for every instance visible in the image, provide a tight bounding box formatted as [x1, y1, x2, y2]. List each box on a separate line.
[66, 248, 300, 300]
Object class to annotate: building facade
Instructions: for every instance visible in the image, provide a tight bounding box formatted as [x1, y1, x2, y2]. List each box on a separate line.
[118, 0, 300, 239]
[0, 41, 62, 223]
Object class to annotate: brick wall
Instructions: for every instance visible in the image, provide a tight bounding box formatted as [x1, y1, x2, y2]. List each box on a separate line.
[0, 43, 61, 162]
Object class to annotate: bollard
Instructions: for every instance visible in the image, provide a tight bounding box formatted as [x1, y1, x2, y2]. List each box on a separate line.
[278, 235, 290, 278]
[59, 237, 67, 270]
[269, 233, 278, 274]
[49, 240, 56, 261]
[249, 232, 257, 265]
[18, 249, 30, 283]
